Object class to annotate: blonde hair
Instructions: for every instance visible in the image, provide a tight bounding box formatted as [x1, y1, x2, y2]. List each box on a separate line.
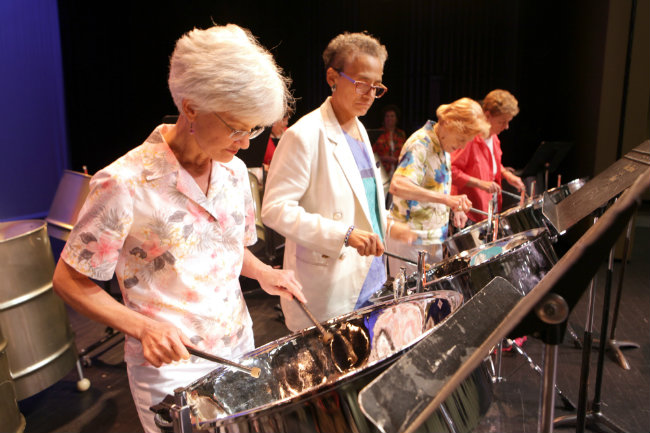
[482, 89, 519, 117]
[436, 97, 490, 138]
[168, 24, 293, 126]
[322, 32, 388, 71]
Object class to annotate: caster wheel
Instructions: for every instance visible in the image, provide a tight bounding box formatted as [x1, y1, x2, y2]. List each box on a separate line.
[77, 378, 91, 392]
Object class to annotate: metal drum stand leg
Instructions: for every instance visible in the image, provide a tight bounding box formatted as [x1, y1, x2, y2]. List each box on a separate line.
[606, 218, 639, 370]
[508, 340, 575, 411]
[534, 292, 570, 433]
[553, 247, 628, 433]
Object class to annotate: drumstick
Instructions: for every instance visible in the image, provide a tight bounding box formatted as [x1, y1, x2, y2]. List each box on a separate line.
[295, 300, 334, 343]
[186, 346, 261, 378]
[295, 300, 358, 365]
[501, 189, 522, 200]
[469, 207, 489, 216]
[383, 251, 417, 265]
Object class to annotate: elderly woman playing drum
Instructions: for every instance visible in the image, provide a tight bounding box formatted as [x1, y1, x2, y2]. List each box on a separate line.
[451, 89, 526, 223]
[52, 24, 305, 433]
[387, 98, 490, 274]
[262, 32, 413, 332]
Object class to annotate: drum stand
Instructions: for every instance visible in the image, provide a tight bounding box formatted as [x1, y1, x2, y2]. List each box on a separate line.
[486, 331, 575, 411]
[603, 218, 639, 370]
[553, 245, 627, 433]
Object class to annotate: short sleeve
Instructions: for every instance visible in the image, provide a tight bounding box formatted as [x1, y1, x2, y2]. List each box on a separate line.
[394, 138, 427, 185]
[61, 170, 134, 281]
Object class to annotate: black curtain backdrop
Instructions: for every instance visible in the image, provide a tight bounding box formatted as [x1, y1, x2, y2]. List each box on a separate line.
[57, 0, 603, 180]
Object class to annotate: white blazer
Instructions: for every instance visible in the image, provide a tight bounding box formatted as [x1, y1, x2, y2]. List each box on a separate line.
[262, 98, 387, 331]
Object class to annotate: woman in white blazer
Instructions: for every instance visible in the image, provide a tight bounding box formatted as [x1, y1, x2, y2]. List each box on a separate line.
[262, 32, 413, 332]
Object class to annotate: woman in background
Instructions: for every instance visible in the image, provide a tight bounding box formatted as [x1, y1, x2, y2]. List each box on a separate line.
[373, 104, 407, 176]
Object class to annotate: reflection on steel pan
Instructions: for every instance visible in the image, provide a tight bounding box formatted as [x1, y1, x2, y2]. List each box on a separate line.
[154, 290, 495, 432]
[374, 228, 557, 303]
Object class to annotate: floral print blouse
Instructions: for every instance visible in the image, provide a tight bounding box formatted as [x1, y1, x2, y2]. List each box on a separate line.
[61, 125, 257, 365]
[389, 120, 451, 245]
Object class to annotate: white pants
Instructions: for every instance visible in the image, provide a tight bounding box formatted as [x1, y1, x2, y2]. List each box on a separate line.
[127, 360, 215, 433]
[386, 237, 442, 277]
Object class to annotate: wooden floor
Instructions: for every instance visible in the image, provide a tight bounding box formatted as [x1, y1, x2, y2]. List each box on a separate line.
[16, 214, 649, 433]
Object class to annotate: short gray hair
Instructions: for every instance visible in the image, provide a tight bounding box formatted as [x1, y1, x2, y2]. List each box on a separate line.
[168, 24, 293, 126]
[322, 32, 388, 71]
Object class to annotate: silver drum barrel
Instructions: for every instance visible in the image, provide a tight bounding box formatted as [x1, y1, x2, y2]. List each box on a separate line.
[0, 220, 78, 400]
[0, 327, 25, 433]
[46, 170, 91, 241]
[155, 291, 494, 433]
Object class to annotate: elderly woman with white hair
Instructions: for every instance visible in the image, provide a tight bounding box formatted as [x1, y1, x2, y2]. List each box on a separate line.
[52, 24, 305, 432]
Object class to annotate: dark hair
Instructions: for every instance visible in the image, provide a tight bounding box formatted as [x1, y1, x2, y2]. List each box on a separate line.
[381, 104, 401, 120]
[322, 32, 388, 71]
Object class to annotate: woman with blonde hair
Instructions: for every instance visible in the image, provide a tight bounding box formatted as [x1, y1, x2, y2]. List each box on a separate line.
[52, 24, 304, 432]
[451, 89, 525, 222]
[387, 97, 490, 273]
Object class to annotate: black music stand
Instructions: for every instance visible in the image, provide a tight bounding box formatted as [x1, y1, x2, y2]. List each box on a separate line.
[517, 141, 573, 193]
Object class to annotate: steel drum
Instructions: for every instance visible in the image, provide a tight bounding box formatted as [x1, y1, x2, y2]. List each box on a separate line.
[375, 228, 557, 303]
[154, 290, 495, 433]
[46, 170, 92, 241]
[445, 178, 588, 256]
[444, 202, 546, 256]
[0, 220, 78, 400]
[0, 327, 25, 433]
[539, 177, 588, 206]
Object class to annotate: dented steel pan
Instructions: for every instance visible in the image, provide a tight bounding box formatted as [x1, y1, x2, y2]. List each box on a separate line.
[154, 290, 494, 432]
[374, 228, 557, 303]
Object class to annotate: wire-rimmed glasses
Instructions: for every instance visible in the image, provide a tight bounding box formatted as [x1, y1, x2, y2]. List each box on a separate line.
[212, 112, 265, 140]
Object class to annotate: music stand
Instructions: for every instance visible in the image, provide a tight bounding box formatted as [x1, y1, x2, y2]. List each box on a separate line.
[517, 141, 573, 192]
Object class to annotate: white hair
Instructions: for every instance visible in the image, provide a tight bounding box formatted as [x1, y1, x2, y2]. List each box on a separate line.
[168, 24, 292, 126]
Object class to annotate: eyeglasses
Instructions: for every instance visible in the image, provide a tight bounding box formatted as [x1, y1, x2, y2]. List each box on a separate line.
[337, 71, 388, 98]
[212, 112, 265, 140]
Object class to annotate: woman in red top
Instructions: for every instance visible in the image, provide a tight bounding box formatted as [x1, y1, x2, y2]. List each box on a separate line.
[372, 104, 407, 175]
[451, 89, 525, 222]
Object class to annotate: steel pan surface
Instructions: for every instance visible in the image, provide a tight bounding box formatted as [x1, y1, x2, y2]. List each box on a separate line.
[164, 290, 496, 432]
[538, 177, 588, 205]
[374, 228, 557, 303]
[444, 202, 545, 255]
